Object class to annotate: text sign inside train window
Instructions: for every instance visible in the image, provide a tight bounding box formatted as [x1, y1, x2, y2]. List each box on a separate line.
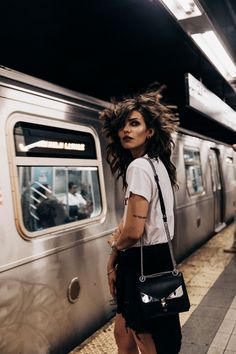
[14, 122, 97, 159]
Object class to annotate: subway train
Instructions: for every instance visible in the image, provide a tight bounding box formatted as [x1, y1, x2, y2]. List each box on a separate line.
[0, 67, 235, 354]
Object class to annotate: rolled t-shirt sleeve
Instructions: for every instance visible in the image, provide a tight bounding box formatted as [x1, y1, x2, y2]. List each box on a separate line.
[126, 164, 152, 202]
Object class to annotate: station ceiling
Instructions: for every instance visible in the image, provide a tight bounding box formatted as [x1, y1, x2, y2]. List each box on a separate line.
[1, 0, 236, 143]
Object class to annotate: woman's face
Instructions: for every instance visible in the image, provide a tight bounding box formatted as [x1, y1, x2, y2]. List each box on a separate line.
[118, 110, 154, 158]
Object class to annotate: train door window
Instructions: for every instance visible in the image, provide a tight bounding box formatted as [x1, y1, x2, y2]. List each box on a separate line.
[184, 148, 204, 195]
[12, 120, 105, 236]
[210, 152, 221, 191]
[226, 156, 236, 180]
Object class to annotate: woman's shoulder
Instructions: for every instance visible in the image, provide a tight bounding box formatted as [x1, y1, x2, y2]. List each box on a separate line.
[126, 158, 154, 183]
[128, 156, 152, 170]
[128, 157, 168, 179]
[128, 156, 164, 171]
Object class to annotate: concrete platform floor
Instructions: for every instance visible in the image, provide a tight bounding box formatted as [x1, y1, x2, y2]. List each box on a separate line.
[70, 223, 236, 354]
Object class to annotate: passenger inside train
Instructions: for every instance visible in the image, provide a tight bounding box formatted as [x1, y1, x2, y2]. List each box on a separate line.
[21, 183, 67, 230]
[35, 184, 66, 228]
[62, 181, 92, 221]
[19, 164, 99, 232]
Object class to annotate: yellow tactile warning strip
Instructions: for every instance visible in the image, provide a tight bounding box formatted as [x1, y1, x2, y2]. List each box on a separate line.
[70, 223, 236, 354]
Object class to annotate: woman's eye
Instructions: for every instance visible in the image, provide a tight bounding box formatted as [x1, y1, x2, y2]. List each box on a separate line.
[131, 121, 139, 126]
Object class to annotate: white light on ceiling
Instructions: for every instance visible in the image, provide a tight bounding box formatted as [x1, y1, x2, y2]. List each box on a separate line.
[191, 31, 236, 80]
[160, 0, 202, 20]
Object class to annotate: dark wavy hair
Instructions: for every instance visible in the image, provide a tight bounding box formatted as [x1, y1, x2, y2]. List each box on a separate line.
[99, 86, 179, 189]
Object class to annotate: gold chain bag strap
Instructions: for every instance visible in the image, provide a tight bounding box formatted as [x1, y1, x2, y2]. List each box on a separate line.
[138, 157, 190, 319]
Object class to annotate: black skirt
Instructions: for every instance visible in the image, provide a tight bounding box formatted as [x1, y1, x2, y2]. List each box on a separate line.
[116, 243, 182, 354]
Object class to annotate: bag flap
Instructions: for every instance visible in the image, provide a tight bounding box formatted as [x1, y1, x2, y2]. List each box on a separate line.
[139, 272, 184, 299]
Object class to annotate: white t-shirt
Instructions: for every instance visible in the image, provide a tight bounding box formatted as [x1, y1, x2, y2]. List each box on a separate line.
[62, 193, 87, 207]
[124, 156, 174, 246]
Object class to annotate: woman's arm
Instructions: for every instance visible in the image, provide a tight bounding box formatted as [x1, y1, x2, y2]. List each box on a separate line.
[106, 222, 123, 298]
[114, 193, 149, 250]
[107, 250, 118, 298]
[107, 196, 148, 295]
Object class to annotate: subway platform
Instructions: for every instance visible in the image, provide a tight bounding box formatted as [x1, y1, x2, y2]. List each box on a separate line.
[70, 223, 236, 354]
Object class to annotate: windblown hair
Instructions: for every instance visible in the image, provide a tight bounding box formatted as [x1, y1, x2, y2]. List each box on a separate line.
[99, 86, 179, 189]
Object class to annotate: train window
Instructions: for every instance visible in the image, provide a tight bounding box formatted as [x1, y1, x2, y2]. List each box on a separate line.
[19, 166, 101, 231]
[210, 151, 221, 190]
[184, 149, 204, 195]
[225, 156, 236, 181]
[12, 120, 105, 236]
[226, 156, 233, 165]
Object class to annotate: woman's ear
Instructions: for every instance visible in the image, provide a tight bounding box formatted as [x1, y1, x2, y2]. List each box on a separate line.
[147, 128, 155, 139]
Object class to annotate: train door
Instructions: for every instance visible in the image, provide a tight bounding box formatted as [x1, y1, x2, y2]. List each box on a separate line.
[209, 148, 225, 232]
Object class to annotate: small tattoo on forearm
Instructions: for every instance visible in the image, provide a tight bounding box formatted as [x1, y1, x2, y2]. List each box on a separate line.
[133, 214, 147, 219]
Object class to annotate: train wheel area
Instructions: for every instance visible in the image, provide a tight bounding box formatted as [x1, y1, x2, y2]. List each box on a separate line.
[69, 223, 236, 354]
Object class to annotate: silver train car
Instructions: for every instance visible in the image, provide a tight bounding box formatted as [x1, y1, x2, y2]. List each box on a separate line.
[0, 67, 235, 354]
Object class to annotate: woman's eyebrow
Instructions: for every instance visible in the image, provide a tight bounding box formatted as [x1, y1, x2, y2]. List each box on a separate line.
[127, 117, 140, 121]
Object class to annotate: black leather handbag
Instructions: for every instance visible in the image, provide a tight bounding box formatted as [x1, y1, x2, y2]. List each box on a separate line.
[138, 158, 190, 319]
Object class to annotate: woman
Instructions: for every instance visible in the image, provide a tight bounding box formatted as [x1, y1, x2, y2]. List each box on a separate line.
[100, 87, 182, 354]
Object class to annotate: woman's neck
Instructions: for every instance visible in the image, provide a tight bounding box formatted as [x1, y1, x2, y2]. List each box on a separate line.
[131, 148, 147, 159]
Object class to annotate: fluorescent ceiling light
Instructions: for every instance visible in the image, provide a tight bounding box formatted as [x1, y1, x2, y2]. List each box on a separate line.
[191, 31, 236, 80]
[160, 0, 202, 20]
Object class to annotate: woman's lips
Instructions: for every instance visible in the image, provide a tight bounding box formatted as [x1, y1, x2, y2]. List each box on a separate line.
[123, 136, 133, 142]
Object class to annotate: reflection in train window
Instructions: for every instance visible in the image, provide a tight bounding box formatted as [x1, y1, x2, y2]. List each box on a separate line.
[19, 166, 101, 231]
[184, 149, 204, 195]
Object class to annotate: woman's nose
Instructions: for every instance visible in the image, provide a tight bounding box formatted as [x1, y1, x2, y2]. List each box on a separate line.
[123, 124, 130, 133]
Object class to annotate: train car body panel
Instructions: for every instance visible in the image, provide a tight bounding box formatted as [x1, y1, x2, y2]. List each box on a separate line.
[173, 132, 236, 261]
[0, 67, 235, 353]
[0, 70, 122, 353]
[173, 134, 214, 259]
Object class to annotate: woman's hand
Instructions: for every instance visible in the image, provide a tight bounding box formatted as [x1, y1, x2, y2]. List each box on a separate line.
[108, 228, 121, 247]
